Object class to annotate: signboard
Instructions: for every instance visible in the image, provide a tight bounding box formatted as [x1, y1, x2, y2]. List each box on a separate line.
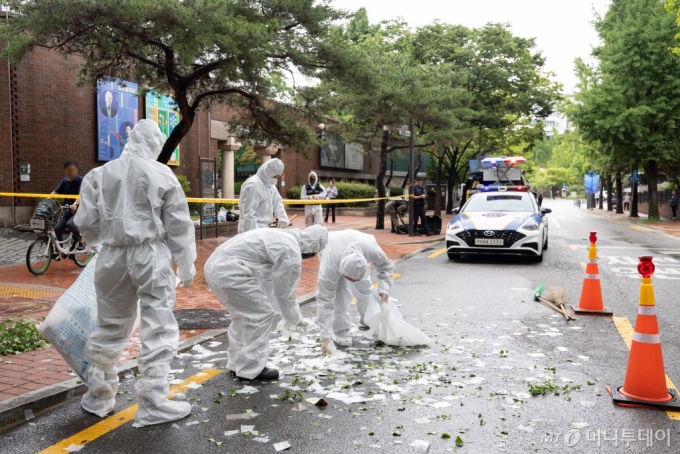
[584, 172, 600, 195]
[97, 78, 138, 161]
[146, 92, 180, 166]
[628, 170, 641, 184]
[320, 132, 364, 171]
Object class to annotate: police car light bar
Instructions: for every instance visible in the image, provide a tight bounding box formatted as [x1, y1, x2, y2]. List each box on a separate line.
[481, 156, 527, 166]
[480, 185, 531, 192]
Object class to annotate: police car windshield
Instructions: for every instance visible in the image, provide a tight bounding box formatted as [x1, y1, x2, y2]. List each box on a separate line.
[464, 194, 534, 212]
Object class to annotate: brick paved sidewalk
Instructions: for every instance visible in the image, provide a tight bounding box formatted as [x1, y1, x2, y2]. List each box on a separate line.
[0, 211, 449, 403]
[584, 207, 680, 239]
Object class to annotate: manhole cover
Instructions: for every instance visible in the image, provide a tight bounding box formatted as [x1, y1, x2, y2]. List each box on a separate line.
[174, 309, 230, 330]
[0, 300, 52, 316]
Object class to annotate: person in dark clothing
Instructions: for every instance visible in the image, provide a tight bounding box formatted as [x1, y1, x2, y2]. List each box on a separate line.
[52, 160, 86, 250]
[413, 177, 432, 236]
[537, 193, 543, 208]
[671, 190, 678, 221]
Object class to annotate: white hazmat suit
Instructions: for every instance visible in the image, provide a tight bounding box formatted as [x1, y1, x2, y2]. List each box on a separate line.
[75, 120, 197, 427]
[317, 230, 394, 350]
[204, 225, 328, 379]
[238, 158, 289, 233]
[301, 171, 326, 227]
[237, 158, 290, 315]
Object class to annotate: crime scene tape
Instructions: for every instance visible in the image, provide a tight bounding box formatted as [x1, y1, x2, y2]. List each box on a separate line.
[0, 192, 391, 206]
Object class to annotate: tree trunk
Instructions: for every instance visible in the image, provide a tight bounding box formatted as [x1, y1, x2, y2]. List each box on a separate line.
[434, 151, 444, 217]
[598, 179, 604, 210]
[445, 148, 459, 214]
[414, 151, 422, 178]
[385, 159, 395, 189]
[615, 172, 624, 214]
[157, 110, 195, 164]
[644, 160, 660, 220]
[375, 130, 390, 230]
[606, 175, 613, 212]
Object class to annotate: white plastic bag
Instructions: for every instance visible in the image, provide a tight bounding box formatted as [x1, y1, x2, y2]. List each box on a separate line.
[363, 296, 432, 347]
[38, 256, 100, 380]
[218, 207, 228, 222]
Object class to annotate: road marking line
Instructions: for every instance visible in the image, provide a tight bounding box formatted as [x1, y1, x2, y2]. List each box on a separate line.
[428, 248, 447, 259]
[611, 317, 680, 420]
[570, 245, 578, 251]
[39, 369, 223, 454]
[550, 218, 562, 228]
[350, 274, 401, 305]
[630, 225, 645, 232]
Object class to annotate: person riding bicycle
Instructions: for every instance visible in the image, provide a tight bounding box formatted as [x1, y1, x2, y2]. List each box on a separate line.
[51, 160, 86, 251]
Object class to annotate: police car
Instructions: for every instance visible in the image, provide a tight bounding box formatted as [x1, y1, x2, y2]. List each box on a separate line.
[446, 157, 551, 262]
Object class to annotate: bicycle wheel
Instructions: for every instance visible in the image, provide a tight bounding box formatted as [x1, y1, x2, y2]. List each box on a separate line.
[72, 249, 95, 267]
[26, 237, 53, 275]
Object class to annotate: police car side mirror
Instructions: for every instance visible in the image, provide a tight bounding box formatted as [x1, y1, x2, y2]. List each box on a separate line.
[541, 208, 552, 215]
[452, 208, 460, 214]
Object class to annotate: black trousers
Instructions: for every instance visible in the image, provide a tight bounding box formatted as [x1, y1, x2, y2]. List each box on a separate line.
[54, 210, 82, 242]
[325, 204, 336, 223]
[414, 205, 430, 234]
[672, 206, 677, 218]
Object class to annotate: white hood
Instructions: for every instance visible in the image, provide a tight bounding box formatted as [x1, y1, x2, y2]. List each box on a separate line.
[124, 119, 164, 160]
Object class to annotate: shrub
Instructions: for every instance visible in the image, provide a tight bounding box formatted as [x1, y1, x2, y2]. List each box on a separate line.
[234, 182, 243, 195]
[286, 182, 376, 208]
[389, 187, 406, 197]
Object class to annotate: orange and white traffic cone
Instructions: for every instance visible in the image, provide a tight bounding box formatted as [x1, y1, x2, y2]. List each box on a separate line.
[607, 256, 680, 411]
[571, 231, 613, 315]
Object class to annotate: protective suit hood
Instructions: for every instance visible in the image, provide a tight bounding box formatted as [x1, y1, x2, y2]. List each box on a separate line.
[295, 224, 328, 254]
[339, 251, 369, 281]
[125, 119, 164, 160]
[308, 171, 319, 185]
[257, 158, 284, 181]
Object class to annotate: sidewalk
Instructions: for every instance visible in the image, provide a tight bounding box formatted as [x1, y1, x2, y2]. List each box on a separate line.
[582, 205, 680, 239]
[0, 212, 450, 404]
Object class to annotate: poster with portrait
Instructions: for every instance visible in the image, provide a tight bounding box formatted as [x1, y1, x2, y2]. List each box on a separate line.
[320, 131, 345, 169]
[146, 92, 180, 166]
[97, 79, 138, 161]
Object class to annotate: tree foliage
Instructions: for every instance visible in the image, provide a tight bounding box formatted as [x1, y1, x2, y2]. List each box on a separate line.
[0, 0, 352, 163]
[572, 0, 680, 219]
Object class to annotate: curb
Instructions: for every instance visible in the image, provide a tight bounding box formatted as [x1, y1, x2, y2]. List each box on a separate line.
[0, 327, 229, 431]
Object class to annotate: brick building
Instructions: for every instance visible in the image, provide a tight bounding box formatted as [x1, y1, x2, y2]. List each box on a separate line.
[0, 36, 380, 227]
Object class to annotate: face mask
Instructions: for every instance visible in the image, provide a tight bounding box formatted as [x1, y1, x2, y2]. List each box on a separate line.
[310, 177, 316, 184]
[270, 178, 278, 186]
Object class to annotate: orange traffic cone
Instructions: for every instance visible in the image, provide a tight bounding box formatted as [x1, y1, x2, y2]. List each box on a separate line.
[571, 231, 613, 315]
[607, 256, 680, 411]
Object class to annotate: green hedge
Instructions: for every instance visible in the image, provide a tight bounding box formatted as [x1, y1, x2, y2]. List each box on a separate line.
[286, 182, 376, 208]
[389, 187, 406, 197]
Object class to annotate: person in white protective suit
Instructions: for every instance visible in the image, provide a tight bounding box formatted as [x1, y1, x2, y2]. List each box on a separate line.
[301, 171, 326, 227]
[238, 158, 289, 233]
[316, 230, 394, 355]
[74, 119, 197, 427]
[204, 225, 328, 381]
[237, 158, 290, 315]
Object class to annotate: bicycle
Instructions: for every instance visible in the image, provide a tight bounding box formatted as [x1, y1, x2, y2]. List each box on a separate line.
[26, 203, 95, 275]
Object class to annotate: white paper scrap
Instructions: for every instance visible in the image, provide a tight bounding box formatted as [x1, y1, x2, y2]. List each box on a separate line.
[274, 441, 292, 451]
[64, 445, 84, 453]
[414, 417, 431, 424]
[409, 439, 430, 453]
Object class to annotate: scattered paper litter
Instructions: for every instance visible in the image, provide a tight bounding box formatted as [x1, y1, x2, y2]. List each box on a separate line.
[556, 347, 568, 352]
[241, 425, 255, 433]
[572, 422, 590, 429]
[64, 444, 84, 452]
[169, 379, 183, 385]
[518, 425, 534, 433]
[527, 353, 545, 358]
[224, 430, 239, 437]
[171, 423, 180, 429]
[186, 382, 202, 389]
[292, 403, 307, 412]
[273, 441, 292, 451]
[227, 414, 243, 420]
[24, 409, 34, 420]
[392, 393, 401, 400]
[513, 392, 532, 399]
[235, 386, 259, 394]
[207, 341, 223, 347]
[254, 436, 270, 443]
[581, 401, 595, 408]
[186, 421, 199, 426]
[430, 402, 452, 408]
[577, 355, 590, 361]
[409, 439, 430, 453]
[414, 417, 431, 424]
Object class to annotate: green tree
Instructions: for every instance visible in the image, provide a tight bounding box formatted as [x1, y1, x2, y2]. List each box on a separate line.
[573, 0, 680, 219]
[411, 23, 560, 213]
[345, 7, 380, 43]
[0, 0, 351, 164]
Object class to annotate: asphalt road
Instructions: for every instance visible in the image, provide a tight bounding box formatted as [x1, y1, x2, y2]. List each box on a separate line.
[4, 200, 680, 453]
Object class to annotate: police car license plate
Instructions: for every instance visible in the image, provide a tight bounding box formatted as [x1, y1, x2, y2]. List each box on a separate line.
[30, 219, 45, 230]
[475, 238, 503, 246]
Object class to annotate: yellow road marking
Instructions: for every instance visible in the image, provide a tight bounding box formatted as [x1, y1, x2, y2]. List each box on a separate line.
[550, 218, 562, 228]
[428, 248, 447, 259]
[39, 369, 223, 454]
[630, 225, 645, 232]
[0, 285, 61, 299]
[570, 245, 578, 251]
[611, 317, 680, 420]
[350, 273, 401, 305]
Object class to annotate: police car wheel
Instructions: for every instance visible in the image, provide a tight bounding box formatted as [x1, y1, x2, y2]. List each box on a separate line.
[543, 233, 549, 250]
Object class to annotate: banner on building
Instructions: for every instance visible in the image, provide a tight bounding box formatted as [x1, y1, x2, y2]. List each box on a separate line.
[96, 78, 139, 162]
[146, 92, 180, 166]
[320, 132, 364, 171]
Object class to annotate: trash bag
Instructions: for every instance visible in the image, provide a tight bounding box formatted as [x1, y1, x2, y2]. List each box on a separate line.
[33, 198, 61, 222]
[218, 207, 228, 222]
[363, 296, 432, 347]
[226, 211, 239, 222]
